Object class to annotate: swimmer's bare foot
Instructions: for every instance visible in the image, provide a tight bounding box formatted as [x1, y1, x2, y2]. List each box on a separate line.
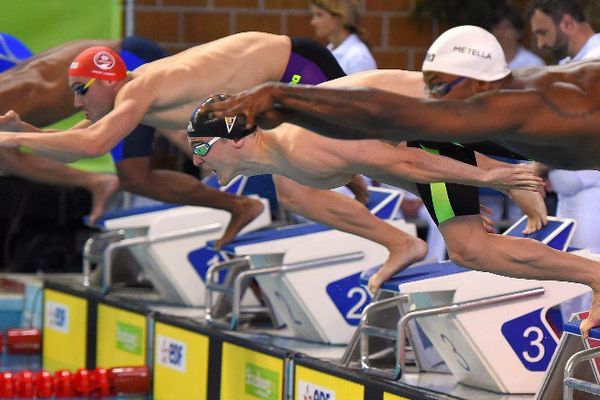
[580, 290, 600, 338]
[88, 174, 120, 225]
[214, 197, 264, 249]
[367, 237, 428, 294]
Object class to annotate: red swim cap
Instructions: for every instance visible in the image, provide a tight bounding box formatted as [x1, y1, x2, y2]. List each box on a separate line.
[68, 46, 127, 81]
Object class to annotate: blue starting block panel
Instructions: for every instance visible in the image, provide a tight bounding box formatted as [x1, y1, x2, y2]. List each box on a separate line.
[360, 261, 468, 292]
[503, 215, 576, 251]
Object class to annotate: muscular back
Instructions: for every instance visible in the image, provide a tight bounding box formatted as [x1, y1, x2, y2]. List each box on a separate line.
[0, 39, 120, 127]
[272, 70, 425, 190]
[126, 32, 292, 129]
[497, 60, 600, 169]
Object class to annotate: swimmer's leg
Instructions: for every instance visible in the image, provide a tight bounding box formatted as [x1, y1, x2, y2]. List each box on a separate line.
[274, 175, 427, 294]
[0, 148, 119, 224]
[116, 156, 263, 248]
[439, 214, 600, 337]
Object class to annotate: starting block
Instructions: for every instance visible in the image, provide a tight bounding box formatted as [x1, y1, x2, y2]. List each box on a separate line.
[204, 187, 416, 344]
[353, 216, 586, 394]
[535, 262, 600, 400]
[83, 175, 271, 306]
[397, 270, 589, 393]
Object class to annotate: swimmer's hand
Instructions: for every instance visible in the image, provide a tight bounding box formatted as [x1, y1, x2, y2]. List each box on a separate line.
[484, 164, 544, 193]
[480, 205, 496, 233]
[202, 82, 288, 130]
[581, 294, 600, 339]
[0, 110, 24, 132]
[507, 188, 548, 234]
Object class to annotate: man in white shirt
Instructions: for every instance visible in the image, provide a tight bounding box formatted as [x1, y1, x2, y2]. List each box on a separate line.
[530, 0, 600, 251]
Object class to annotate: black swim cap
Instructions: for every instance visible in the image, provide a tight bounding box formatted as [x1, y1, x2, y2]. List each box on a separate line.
[187, 94, 257, 140]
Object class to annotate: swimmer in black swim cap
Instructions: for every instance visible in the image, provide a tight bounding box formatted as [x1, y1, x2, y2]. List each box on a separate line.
[187, 94, 257, 141]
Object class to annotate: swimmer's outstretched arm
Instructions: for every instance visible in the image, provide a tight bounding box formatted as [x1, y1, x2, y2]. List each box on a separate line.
[204, 82, 551, 143]
[0, 96, 146, 163]
[353, 143, 543, 193]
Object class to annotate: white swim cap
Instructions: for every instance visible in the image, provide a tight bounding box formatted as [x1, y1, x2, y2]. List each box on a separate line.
[422, 25, 510, 82]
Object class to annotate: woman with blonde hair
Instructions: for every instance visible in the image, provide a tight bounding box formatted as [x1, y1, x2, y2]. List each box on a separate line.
[309, 0, 377, 74]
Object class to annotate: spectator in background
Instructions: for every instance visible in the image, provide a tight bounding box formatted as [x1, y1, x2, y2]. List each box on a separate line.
[491, 5, 546, 69]
[309, 1, 446, 259]
[528, 0, 600, 251]
[477, 5, 547, 229]
[309, 0, 377, 74]
[529, 0, 600, 322]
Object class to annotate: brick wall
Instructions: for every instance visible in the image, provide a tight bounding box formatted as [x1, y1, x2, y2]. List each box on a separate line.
[131, 0, 450, 70]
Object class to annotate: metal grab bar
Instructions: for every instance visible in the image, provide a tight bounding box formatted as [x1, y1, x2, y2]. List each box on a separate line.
[355, 294, 408, 370]
[563, 346, 600, 400]
[82, 230, 125, 287]
[360, 286, 545, 380]
[205, 251, 364, 330]
[204, 256, 251, 324]
[101, 222, 223, 294]
[231, 252, 364, 329]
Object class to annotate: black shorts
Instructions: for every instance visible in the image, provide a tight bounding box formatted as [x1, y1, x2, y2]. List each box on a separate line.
[110, 124, 156, 163]
[408, 141, 481, 226]
[279, 37, 346, 85]
[111, 36, 166, 163]
[462, 141, 528, 161]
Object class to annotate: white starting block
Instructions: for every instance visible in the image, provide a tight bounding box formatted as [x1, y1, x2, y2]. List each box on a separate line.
[204, 187, 417, 345]
[536, 313, 600, 400]
[255, 221, 414, 344]
[353, 216, 582, 391]
[398, 269, 589, 394]
[391, 215, 589, 395]
[83, 175, 271, 306]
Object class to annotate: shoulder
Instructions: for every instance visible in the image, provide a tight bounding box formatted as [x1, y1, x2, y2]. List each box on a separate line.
[320, 70, 424, 97]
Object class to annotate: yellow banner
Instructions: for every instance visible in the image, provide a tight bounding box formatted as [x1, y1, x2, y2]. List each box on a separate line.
[153, 322, 210, 400]
[221, 342, 284, 400]
[96, 304, 146, 368]
[294, 365, 364, 400]
[42, 289, 88, 372]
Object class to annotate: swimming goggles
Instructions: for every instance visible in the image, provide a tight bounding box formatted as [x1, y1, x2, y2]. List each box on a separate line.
[426, 76, 466, 97]
[192, 137, 221, 157]
[72, 78, 96, 96]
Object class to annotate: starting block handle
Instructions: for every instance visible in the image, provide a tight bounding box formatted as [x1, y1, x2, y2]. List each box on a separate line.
[564, 345, 600, 400]
[395, 286, 545, 376]
[358, 294, 409, 379]
[101, 222, 223, 295]
[203, 256, 250, 326]
[229, 251, 364, 329]
[82, 229, 125, 287]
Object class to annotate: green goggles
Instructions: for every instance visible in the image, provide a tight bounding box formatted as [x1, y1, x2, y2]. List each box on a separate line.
[192, 137, 221, 157]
